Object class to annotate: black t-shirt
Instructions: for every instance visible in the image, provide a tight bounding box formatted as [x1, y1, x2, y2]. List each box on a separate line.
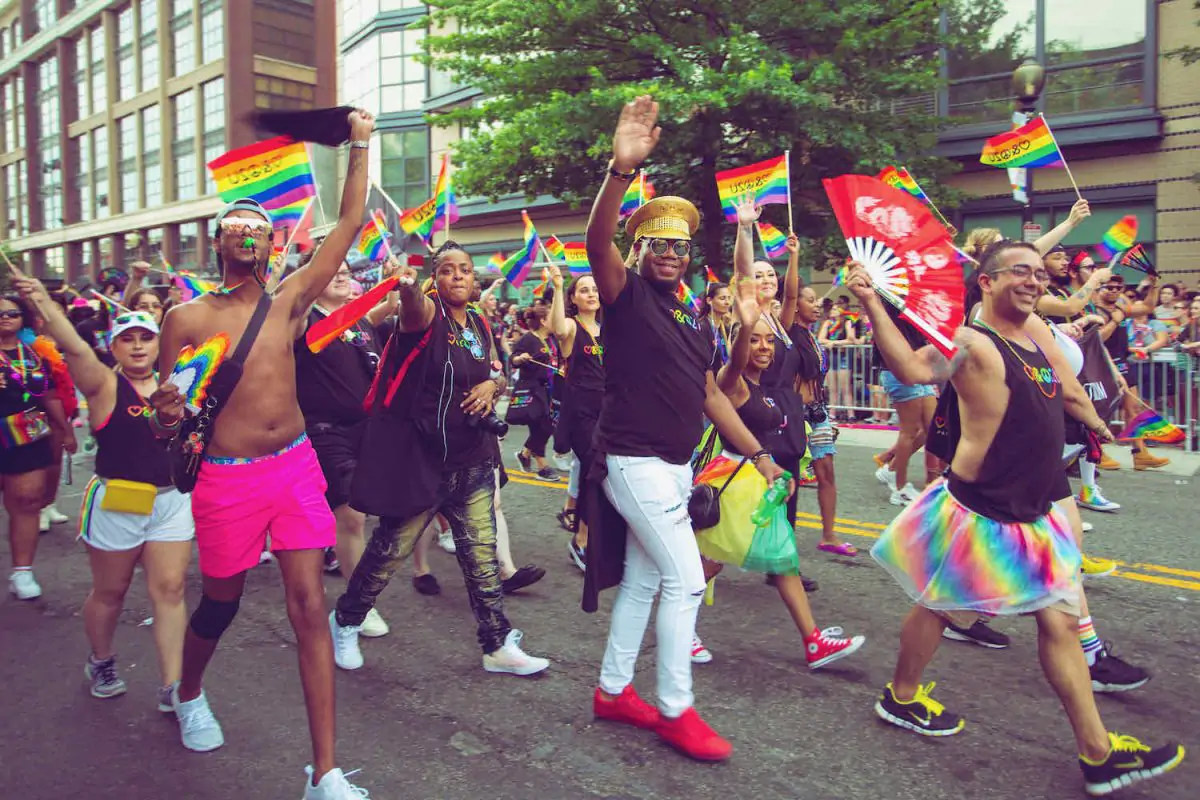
[1098, 305, 1129, 362]
[295, 307, 381, 425]
[594, 272, 714, 464]
[512, 331, 560, 391]
[566, 318, 605, 398]
[0, 344, 51, 418]
[872, 304, 928, 371]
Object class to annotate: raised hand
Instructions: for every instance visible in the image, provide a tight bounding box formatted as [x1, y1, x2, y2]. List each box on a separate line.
[735, 193, 761, 227]
[13, 273, 51, 312]
[547, 262, 563, 289]
[348, 108, 375, 140]
[785, 232, 801, 255]
[1067, 198, 1091, 226]
[845, 263, 875, 302]
[731, 276, 762, 330]
[612, 95, 660, 173]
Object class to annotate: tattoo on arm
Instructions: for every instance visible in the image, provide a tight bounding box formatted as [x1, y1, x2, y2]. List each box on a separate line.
[929, 341, 972, 383]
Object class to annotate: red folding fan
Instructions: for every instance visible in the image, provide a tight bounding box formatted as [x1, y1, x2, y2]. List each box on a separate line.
[822, 174, 964, 356]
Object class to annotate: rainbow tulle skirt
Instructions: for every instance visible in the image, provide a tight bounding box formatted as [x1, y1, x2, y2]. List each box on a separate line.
[870, 480, 1081, 616]
[693, 453, 800, 575]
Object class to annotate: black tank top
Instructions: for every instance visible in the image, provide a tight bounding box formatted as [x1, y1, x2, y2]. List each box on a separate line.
[946, 324, 1068, 522]
[94, 373, 173, 487]
[729, 379, 783, 456]
[1042, 283, 1093, 326]
[758, 316, 807, 461]
[566, 318, 605, 401]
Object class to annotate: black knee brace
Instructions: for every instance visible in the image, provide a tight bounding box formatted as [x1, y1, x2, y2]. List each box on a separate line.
[189, 594, 241, 640]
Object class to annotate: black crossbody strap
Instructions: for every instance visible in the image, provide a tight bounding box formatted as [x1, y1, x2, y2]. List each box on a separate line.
[229, 293, 272, 366]
[713, 457, 749, 500]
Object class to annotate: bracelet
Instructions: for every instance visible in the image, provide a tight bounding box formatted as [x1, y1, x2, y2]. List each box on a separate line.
[149, 409, 182, 437]
[608, 160, 637, 182]
[349, 140, 370, 150]
[750, 449, 772, 463]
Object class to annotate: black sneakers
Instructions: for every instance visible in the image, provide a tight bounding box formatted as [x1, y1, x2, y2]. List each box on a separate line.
[942, 620, 1011, 649]
[1090, 643, 1150, 693]
[874, 682, 965, 737]
[1079, 732, 1185, 796]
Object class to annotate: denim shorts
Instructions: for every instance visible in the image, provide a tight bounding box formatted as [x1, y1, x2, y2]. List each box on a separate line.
[808, 420, 837, 461]
[880, 369, 936, 404]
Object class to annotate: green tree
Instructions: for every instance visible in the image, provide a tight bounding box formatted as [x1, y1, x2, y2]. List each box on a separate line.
[423, 0, 959, 275]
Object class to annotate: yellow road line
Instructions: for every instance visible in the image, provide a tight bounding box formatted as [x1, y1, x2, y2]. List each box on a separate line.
[507, 467, 1200, 592]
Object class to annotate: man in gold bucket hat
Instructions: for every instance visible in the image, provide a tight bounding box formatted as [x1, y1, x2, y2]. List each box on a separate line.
[579, 95, 791, 762]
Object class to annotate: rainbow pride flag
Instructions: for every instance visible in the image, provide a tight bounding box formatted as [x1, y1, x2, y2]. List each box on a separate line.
[675, 281, 700, 313]
[878, 166, 929, 202]
[354, 211, 389, 261]
[544, 235, 566, 262]
[619, 171, 655, 218]
[432, 152, 458, 233]
[487, 252, 506, 273]
[715, 154, 789, 222]
[980, 116, 1064, 169]
[1117, 407, 1184, 445]
[705, 266, 719, 284]
[562, 242, 590, 275]
[1095, 215, 1138, 261]
[207, 136, 316, 221]
[832, 265, 848, 287]
[502, 211, 540, 287]
[175, 273, 218, 301]
[757, 221, 789, 260]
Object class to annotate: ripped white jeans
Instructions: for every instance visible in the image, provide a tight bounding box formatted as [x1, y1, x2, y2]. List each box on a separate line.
[599, 454, 706, 718]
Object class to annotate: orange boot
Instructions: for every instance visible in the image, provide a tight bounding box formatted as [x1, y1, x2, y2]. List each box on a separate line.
[1098, 448, 1120, 470]
[1133, 440, 1170, 470]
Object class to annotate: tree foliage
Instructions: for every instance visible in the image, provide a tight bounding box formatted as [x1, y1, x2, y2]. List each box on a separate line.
[1165, 0, 1200, 66]
[423, 0, 962, 274]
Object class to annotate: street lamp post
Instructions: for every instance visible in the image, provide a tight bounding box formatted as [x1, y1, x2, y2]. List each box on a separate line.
[1012, 58, 1047, 228]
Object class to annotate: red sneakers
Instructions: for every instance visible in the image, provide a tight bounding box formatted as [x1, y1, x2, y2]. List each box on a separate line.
[805, 626, 865, 670]
[656, 707, 733, 761]
[593, 686, 660, 731]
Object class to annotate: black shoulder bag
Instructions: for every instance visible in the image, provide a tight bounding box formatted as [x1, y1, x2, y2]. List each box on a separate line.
[168, 294, 272, 493]
[688, 456, 749, 531]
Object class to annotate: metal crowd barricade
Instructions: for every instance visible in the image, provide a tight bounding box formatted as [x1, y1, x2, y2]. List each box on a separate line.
[825, 344, 1197, 451]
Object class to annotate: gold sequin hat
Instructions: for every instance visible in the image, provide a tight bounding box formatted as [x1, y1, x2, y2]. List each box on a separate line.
[625, 196, 700, 241]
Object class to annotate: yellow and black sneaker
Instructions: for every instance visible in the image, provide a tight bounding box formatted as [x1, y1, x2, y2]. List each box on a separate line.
[1079, 732, 1184, 796]
[873, 681, 965, 737]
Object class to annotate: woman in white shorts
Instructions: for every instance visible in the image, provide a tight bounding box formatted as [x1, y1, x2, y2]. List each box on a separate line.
[17, 274, 193, 711]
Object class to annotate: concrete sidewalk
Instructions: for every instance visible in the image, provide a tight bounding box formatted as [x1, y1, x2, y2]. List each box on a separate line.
[837, 425, 1200, 478]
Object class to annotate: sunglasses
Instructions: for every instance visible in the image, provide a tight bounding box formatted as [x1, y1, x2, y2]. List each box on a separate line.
[113, 312, 155, 326]
[645, 238, 691, 257]
[219, 218, 271, 230]
[0, 310, 23, 320]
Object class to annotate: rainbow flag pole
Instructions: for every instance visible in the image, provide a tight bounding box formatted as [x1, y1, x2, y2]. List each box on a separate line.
[784, 150, 794, 232]
[1038, 116, 1083, 201]
[900, 167, 954, 232]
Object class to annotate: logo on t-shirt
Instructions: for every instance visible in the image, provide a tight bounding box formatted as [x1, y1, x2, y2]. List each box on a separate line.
[583, 343, 604, 358]
[670, 307, 698, 331]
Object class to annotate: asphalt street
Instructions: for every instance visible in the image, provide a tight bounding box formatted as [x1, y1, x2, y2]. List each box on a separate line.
[1, 440, 1196, 800]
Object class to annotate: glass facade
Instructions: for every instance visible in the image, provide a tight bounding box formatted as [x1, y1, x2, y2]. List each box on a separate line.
[143, 105, 162, 208]
[32, 0, 55, 33]
[36, 57, 61, 230]
[77, 133, 92, 223]
[380, 128, 429, 210]
[201, 0, 223, 64]
[140, 0, 159, 93]
[172, 0, 196, 78]
[118, 115, 138, 212]
[90, 26, 106, 115]
[94, 125, 109, 219]
[74, 34, 90, 120]
[946, 0, 1148, 124]
[344, 26, 426, 115]
[117, 6, 135, 101]
[173, 89, 197, 201]
[202, 78, 225, 193]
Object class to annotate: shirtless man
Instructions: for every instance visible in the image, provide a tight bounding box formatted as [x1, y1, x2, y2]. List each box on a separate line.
[149, 109, 375, 800]
[849, 242, 1183, 796]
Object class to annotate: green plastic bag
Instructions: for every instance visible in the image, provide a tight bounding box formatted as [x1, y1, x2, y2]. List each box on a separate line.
[742, 504, 800, 575]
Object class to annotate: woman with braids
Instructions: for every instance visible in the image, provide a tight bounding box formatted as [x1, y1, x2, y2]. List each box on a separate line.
[698, 282, 733, 368]
[692, 268, 865, 669]
[0, 293, 75, 600]
[331, 240, 550, 677]
[509, 306, 562, 479]
[547, 262, 603, 571]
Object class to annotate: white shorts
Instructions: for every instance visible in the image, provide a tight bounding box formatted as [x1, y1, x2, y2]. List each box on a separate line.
[79, 477, 195, 552]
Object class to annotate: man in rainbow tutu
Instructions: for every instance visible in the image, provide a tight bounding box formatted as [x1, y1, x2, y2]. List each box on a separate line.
[846, 241, 1184, 797]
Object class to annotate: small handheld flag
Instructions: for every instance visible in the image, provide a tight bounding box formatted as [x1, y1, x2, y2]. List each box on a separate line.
[980, 116, 1064, 169]
[756, 221, 789, 260]
[1119, 243, 1156, 276]
[1095, 215, 1137, 261]
[168, 334, 231, 413]
[306, 277, 400, 353]
[432, 152, 458, 237]
[502, 211, 540, 287]
[705, 266, 719, 284]
[353, 212, 389, 261]
[562, 242, 590, 275]
[544, 235, 566, 262]
[715, 155, 790, 223]
[207, 136, 316, 226]
[487, 252, 506, 273]
[675, 281, 701, 313]
[174, 274, 218, 302]
[618, 171, 655, 218]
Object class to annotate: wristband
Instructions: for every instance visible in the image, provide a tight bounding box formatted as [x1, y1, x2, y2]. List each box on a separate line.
[750, 449, 772, 463]
[149, 409, 182, 438]
[608, 160, 637, 182]
[349, 140, 370, 150]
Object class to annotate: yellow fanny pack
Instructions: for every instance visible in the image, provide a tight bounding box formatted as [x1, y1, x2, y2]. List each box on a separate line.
[100, 479, 158, 516]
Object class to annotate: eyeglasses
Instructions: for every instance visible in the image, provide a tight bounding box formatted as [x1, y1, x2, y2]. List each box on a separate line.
[1102, 284, 1124, 292]
[989, 264, 1050, 283]
[646, 238, 691, 257]
[218, 218, 271, 230]
[0, 310, 22, 320]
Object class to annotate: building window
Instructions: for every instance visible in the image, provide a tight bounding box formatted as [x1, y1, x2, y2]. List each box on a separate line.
[342, 0, 379, 35]
[946, 0, 1148, 124]
[77, 133, 92, 222]
[4, 162, 20, 237]
[140, 0, 159, 92]
[201, 78, 225, 192]
[252, 0, 316, 66]
[94, 126, 109, 219]
[342, 38, 380, 117]
[10, 77, 23, 149]
[37, 57, 62, 231]
[117, 6, 135, 101]
[118, 115, 138, 212]
[380, 128, 428, 210]
[254, 75, 316, 111]
[143, 104, 162, 208]
[200, 0, 223, 63]
[74, 35, 89, 120]
[44, 245, 63, 277]
[178, 220, 201, 269]
[90, 26, 107, 114]
[173, 89, 196, 201]
[172, 0, 195, 77]
[379, 27, 426, 113]
[32, 0, 56, 33]
[0, 80, 10, 152]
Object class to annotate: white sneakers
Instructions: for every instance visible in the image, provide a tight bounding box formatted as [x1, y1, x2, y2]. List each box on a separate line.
[304, 766, 370, 799]
[330, 611, 364, 670]
[482, 629, 550, 676]
[691, 635, 714, 664]
[40, 505, 69, 532]
[890, 484, 918, 506]
[875, 465, 897, 492]
[172, 686, 225, 752]
[437, 529, 456, 554]
[9, 570, 42, 600]
[359, 608, 389, 639]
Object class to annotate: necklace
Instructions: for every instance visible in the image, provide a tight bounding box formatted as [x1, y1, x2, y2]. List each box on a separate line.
[799, 324, 828, 375]
[972, 319, 1058, 399]
[762, 311, 792, 348]
[0, 342, 46, 403]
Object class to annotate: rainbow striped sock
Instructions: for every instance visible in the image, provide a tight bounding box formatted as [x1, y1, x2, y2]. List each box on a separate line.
[1079, 616, 1102, 666]
[1078, 484, 1098, 504]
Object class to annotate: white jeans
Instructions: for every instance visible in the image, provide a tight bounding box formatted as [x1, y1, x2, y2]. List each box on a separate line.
[599, 454, 706, 718]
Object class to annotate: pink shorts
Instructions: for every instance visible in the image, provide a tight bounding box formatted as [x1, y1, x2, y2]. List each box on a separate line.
[192, 434, 336, 578]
